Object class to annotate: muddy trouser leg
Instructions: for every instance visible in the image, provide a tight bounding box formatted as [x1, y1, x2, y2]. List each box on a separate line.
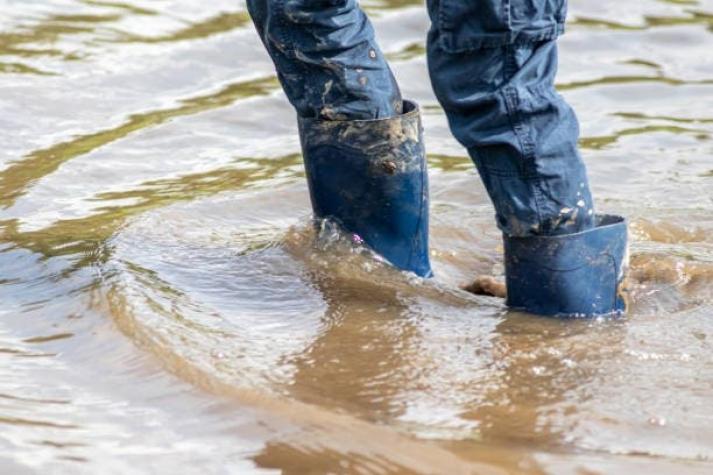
[426, 0, 628, 316]
[246, 0, 402, 119]
[247, 0, 433, 276]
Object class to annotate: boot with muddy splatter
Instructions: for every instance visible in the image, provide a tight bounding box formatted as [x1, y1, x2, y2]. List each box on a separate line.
[298, 99, 432, 278]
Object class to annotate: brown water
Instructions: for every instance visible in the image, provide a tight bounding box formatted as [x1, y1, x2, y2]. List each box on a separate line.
[1, 0, 712, 473]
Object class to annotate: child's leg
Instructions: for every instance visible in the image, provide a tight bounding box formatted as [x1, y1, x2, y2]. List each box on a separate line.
[246, 0, 402, 120]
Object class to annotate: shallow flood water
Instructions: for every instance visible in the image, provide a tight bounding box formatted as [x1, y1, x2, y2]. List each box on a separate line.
[1, 0, 713, 473]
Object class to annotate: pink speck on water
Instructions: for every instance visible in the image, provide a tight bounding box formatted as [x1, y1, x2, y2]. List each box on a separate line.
[352, 234, 364, 245]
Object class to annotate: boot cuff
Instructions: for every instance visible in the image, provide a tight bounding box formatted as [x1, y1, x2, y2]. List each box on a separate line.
[504, 215, 628, 317]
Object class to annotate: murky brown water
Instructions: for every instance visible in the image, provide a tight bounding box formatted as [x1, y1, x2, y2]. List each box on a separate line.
[1, 0, 712, 473]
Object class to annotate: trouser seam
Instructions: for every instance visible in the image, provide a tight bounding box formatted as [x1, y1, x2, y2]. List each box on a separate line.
[500, 45, 546, 231]
[501, 46, 536, 165]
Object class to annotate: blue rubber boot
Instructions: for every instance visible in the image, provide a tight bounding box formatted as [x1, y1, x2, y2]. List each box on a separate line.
[298, 99, 432, 277]
[504, 215, 628, 317]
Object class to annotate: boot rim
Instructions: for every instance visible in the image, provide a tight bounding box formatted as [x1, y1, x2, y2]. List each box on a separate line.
[504, 214, 626, 241]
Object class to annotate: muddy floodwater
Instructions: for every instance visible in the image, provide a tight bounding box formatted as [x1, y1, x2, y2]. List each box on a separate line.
[1, 0, 712, 473]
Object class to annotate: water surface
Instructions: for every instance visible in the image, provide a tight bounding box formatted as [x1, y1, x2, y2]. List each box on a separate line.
[1, 0, 712, 473]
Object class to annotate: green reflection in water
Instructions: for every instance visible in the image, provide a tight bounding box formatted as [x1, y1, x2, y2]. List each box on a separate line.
[571, 17, 644, 31]
[580, 124, 709, 150]
[0, 12, 120, 61]
[557, 74, 713, 90]
[80, 0, 157, 16]
[427, 154, 471, 172]
[0, 76, 279, 209]
[421, 104, 444, 114]
[50, 14, 121, 23]
[623, 59, 662, 70]
[657, 0, 699, 5]
[0, 62, 56, 75]
[0, 8, 250, 70]
[0, 416, 79, 429]
[613, 112, 713, 124]
[0, 6, 250, 64]
[112, 12, 250, 44]
[0, 154, 302, 261]
[385, 42, 425, 62]
[571, 10, 713, 30]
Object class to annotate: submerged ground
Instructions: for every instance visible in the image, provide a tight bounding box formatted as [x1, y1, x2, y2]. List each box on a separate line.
[1, 0, 712, 473]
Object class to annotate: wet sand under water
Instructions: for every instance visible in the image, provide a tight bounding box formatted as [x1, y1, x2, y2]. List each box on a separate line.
[1, 0, 713, 473]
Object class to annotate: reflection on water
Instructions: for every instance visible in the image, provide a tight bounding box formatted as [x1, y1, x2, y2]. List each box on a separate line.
[112, 12, 251, 44]
[0, 0, 712, 472]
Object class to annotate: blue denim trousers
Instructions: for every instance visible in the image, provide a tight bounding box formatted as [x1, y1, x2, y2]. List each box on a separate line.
[247, 0, 595, 237]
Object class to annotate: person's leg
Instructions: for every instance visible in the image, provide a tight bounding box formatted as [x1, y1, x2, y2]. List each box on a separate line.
[246, 0, 401, 120]
[426, 0, 627, 315]
[247, 0, 432, 277]
[426, 0, 593, 236]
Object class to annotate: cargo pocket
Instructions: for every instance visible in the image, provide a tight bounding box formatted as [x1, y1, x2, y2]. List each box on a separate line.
[437, 0, 567, 52]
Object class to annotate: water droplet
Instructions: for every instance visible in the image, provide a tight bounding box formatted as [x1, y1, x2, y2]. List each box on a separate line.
[648, 416, 667, 427]
[531, 366, 546, 376]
